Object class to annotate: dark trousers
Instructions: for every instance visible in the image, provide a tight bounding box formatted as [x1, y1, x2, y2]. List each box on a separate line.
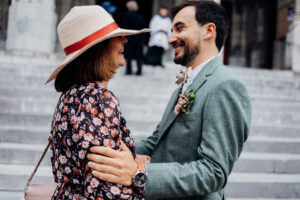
[125, 42, 143, 75]
[144, 46, 164, 66]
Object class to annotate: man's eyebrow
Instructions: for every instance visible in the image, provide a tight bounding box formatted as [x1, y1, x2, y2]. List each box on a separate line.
[171, 22, 185, 32]
[174, 22, 185, 27]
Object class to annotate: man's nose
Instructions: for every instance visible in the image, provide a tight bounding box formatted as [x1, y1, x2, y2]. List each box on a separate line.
[168, 35, 177, 46]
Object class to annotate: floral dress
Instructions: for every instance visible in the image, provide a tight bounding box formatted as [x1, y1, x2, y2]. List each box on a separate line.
[49, 83, 144, 200]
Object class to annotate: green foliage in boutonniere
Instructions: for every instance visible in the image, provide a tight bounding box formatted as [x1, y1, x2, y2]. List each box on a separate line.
[174, 89, 195, 114]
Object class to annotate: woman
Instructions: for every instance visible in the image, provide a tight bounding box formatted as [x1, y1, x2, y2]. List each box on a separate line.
[46, 5, 150, 199]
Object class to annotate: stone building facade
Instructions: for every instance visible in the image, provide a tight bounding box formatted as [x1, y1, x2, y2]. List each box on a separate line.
[0, 0, 299, 74]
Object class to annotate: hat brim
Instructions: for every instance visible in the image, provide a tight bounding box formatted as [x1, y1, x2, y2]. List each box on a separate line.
[45, 28, 151, 84]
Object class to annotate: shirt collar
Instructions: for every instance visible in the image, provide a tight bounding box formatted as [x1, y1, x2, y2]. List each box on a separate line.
[191, 56, 216, 81]
[180, 56, 216, 94]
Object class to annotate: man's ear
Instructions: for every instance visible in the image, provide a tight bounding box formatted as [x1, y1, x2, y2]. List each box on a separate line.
[203, 23, 216, 40]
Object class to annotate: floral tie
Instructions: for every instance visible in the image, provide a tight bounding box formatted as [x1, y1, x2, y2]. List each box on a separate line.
[175, 67, 193, 85]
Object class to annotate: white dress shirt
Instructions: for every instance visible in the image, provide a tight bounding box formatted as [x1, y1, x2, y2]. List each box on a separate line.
[181, 57, 216, 94]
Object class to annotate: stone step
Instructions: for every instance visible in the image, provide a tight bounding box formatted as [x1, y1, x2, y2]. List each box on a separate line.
[1, 118, 300, 145]
[0, 164, 54, 192]
[250, 124, 300, 138]
[228, 199, 299, 200]
[2, 95, 300, 115]
[0, 125, 155, 144]
[0, 61, 299, 92]
[1, 121, 300, 145]
[0, 64, 299, 93]
[251, 100, 300, 112]
[0, 163, 299, 198]
[1, 62, 299, 83]
[248, 91, 300, 102]
[0, 192, 298, 200]
[0, 60, 294, 76]
[229, 66, 299, 79]
[2, 87, 300, 109]
[1, 141, 300, 168]
[0, 95, 170, 118]
[0, 191, 24, 200]
[1, 76, 300, 97]
[226, 173, 300, 198]
[244, 136, 300, 154]
[234, 152, 300, 173]
[0, 53, 62, 67]
[0, 64, 176, 80]
[1, 112, 299, 133]
[0, 126, 50, 144]
[2, 102, 300, 130]
[0, 143, 51, 166]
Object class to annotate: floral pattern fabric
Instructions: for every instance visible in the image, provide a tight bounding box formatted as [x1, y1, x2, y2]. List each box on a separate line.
[49, 83, 144, 200]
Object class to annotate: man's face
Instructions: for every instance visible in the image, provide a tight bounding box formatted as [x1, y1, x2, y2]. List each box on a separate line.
[168, 6, 203, 66]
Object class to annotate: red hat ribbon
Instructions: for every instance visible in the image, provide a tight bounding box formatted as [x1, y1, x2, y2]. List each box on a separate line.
[64, 22, 119, 55]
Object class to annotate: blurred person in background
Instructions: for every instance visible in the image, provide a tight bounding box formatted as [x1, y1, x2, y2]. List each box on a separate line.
[145, 5, 172, 68]
[122, 0, 146, 75]
[46, 5, 149, 199]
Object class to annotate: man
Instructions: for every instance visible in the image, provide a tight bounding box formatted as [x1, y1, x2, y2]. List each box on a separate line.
[122, 0, 146, 75]
[87, 1, 251, 199]
[145, 5, 172, 67]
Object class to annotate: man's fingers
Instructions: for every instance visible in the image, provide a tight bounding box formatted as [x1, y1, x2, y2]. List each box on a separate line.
[120, 140, 131, 152]
[89, 146, 121, 158]
[88, 161, 119, 176]
[87, 153, 120, 168]
[91, 170, 119, 184]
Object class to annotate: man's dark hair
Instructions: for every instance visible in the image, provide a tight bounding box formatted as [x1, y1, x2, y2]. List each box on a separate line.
[171, 0, 229, 51]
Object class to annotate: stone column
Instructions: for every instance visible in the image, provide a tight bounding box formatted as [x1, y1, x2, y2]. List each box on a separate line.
[5, 0, 57, 55]
[293, 0, 300, 75]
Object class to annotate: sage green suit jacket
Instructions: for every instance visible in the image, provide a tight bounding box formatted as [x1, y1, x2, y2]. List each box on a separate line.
[135, 57, 252, 200]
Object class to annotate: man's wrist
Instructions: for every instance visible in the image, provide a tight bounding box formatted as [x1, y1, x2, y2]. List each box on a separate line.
[132, 162, 148, 188]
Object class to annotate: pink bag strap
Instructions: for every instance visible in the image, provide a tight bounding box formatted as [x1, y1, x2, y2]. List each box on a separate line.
[24, 141, 51, 192]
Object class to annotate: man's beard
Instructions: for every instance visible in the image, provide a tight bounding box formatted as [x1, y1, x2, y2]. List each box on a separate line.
[173, 40, 200, 66]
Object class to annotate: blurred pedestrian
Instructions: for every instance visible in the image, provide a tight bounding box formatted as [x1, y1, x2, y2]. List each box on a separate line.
[145, 5, 172, 67]
[122, 1, 146, 75]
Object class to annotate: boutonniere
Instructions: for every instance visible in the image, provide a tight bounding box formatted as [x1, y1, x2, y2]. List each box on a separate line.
[174, 89, 195, 114]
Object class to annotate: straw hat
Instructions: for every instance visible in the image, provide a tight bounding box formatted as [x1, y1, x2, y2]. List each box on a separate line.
[46, 5, 150, 83]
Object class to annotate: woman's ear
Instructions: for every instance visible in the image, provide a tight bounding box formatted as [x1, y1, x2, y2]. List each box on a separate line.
[203, 23, 216, 40]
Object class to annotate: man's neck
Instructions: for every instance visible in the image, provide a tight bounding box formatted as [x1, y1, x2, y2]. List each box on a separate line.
[188, 48, 219, 69]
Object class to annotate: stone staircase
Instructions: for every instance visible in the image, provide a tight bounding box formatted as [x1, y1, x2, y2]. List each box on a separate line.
[0, 56, 300, 200]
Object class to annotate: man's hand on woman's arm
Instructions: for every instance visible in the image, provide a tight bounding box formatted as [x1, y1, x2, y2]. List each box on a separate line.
[87, 141, 138, 186]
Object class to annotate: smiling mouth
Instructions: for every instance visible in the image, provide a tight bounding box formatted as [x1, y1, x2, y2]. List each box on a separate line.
[119, 50, 124, 55]
[172, 41, 185, 55]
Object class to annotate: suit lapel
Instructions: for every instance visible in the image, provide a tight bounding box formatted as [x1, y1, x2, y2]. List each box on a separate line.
[156, 56, 223, 143]
[186, 56, 222, 93]
[158, 86, 181, 139]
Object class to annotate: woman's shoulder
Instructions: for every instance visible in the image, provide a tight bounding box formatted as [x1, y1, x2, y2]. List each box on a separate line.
[65, 83, 115, 97]
[59, 83, 120, 113]
[79, 83, 119, 104]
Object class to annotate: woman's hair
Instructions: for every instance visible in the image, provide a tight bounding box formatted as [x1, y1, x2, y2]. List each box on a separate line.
[55, 39, 116, 92]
